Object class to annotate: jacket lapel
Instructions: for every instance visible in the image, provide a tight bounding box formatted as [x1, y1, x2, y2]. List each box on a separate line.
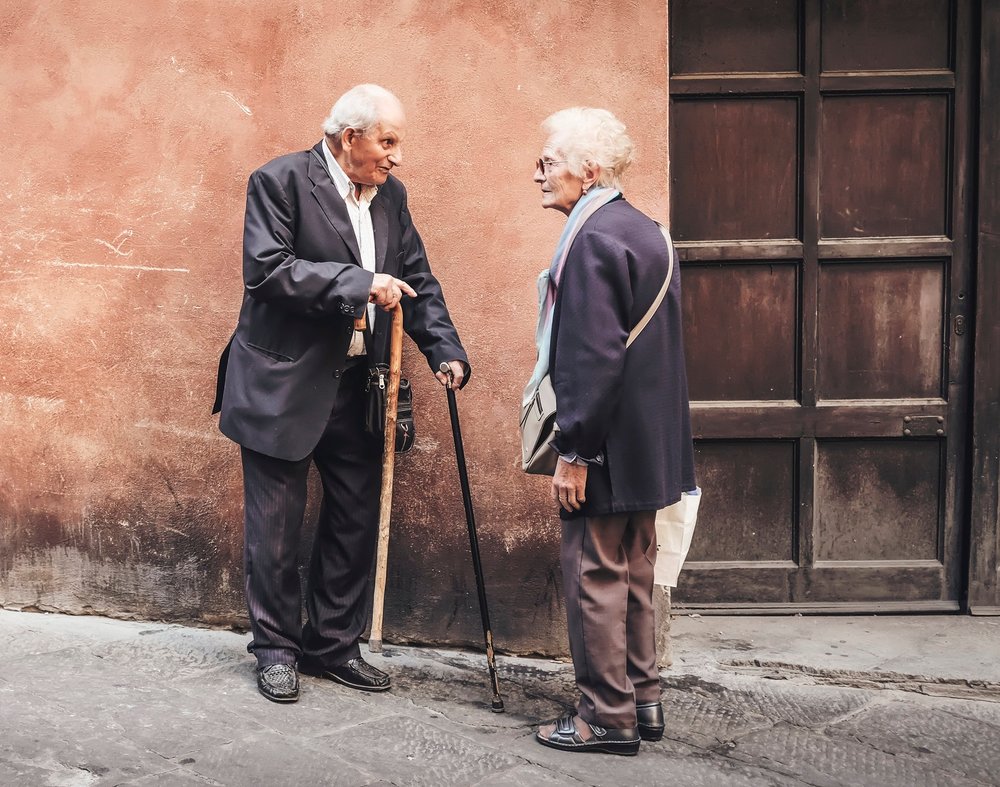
[307, 142, 362, 266]
[372, 199, 388, 273]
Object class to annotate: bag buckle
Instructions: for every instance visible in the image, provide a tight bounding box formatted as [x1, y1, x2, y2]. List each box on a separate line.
[366, 366, 387, 393]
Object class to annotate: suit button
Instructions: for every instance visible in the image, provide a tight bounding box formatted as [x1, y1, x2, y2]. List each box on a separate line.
[333, 369, 341, 378]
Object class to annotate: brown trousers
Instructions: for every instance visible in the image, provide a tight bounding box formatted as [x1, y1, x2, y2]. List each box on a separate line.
[561, 510, 660, 729]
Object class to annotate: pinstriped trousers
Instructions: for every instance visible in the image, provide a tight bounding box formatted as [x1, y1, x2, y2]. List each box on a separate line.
[561, 510, 660, 729]
[240, 363, 382, 669]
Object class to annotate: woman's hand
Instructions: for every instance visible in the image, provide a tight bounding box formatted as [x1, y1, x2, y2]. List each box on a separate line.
[552, 458, 587, 512]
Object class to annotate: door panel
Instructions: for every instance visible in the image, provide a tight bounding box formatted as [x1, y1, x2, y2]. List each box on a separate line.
[816, 261, 946, 399]
[820, 0, 951, 72]
[672, 0, 800, 74]
[669, 0, 973, 611]
[814, 439, 943, 562]
[820, 94, 950, 238]
[682, 263, 799, 401]
[671, 99, 800, 241]
[686, 440, 798, 563]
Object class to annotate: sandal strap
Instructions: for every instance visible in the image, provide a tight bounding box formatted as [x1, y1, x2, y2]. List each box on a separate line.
[554, 713, 579, 737]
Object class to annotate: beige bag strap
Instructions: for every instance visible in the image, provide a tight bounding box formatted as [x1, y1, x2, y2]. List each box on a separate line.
[626, 223, 675, 348]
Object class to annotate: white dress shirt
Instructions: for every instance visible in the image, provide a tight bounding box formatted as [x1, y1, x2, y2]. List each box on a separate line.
[322, 139, 378, 356]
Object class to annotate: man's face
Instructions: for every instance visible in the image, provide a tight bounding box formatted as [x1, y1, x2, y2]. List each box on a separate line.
[341, 102, 406, 187]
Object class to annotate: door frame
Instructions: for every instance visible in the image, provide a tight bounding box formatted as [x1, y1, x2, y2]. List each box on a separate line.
[666, 0, 996, 613]
[968, 1, 1000, 615]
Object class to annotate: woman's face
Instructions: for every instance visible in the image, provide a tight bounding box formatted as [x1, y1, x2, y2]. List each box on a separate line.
[534, 144, 585, 215]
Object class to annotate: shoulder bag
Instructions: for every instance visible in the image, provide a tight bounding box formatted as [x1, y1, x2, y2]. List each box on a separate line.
[519, 223, 675, 475]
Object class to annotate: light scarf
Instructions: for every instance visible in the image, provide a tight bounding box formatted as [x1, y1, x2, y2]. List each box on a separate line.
[523, 187, 621, 406]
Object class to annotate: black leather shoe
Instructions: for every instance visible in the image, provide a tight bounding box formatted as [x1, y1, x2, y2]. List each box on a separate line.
[536, 713, 640, 756]
[256, 663, 299, 703]
[636, 701, 664, 741]
[301, 656, 391, 692]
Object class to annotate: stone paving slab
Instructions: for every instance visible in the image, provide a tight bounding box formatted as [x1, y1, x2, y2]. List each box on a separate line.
[920, 693, 1000, 728]
[505, 730, 804, 787]
[671, 615, 1000, 685]
[474, 763, 589, 786]
[827, 699, 1000, 784]
[725, 723, 985, 787]
[683, 674, 874, 728]
[606, 752, 807, 787]
[178, 731, 376, 787]
[89, 627, 254, 682]
[169, 671, 392, 741]
[0, 721, 186, 787]
[318, 714, 523, 786]
[383, 647, 577, 729]
[121, 768, 220, 785]
[3, 610, 1000, 787]
[0, 610, 149, 657]
[659, 686, 774, 748]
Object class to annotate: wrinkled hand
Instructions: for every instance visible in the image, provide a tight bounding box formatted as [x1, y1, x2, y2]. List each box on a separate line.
[435, 360, 466, 390]
[552, 458, 587, 513]
[370, 273, 417, 311]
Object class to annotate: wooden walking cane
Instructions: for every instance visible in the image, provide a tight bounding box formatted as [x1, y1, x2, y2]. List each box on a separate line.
[369, 302, 403, 654]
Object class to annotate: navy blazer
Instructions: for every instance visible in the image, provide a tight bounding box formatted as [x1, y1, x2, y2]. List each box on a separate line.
[549, 198, 695, 514]
[213, 142, 469, 461]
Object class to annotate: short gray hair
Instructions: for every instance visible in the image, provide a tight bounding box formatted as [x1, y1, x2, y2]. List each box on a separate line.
[322, 84, 401, 140]
[541, 107, 634, 189]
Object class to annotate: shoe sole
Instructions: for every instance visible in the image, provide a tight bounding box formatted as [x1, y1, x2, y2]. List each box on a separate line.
[258, 687, 299, 703]
[638, 725, 664, 742]
[536, 735, 640, 756]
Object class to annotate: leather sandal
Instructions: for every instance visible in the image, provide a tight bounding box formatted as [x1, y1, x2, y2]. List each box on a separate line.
[636, 701, 665, 741]
[535, 713, 640, 756]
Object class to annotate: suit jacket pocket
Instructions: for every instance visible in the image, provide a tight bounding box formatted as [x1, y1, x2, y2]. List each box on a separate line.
[245, 303, 315, 362]
[246, 342, 295, 363]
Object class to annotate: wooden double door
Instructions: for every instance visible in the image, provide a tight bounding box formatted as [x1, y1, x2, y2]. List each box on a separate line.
[670, 1, 976, 611]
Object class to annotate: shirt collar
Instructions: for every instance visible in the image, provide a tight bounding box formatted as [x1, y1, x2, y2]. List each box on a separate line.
[322, 138, 378, 204]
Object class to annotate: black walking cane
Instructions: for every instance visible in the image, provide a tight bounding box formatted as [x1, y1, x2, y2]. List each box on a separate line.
[439, 362, 505, 713]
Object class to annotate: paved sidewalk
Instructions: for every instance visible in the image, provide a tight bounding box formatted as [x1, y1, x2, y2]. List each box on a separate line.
[1, 609, 998, 786]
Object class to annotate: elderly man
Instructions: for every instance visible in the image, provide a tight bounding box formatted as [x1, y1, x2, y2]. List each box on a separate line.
[213, 84, 470, 703]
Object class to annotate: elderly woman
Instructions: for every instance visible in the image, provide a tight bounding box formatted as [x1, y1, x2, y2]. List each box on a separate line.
[528, 108, 696, 755]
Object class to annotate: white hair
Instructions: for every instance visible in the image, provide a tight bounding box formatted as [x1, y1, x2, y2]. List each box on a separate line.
[541, 107, 635, 189]
[322, 84, 401, 140]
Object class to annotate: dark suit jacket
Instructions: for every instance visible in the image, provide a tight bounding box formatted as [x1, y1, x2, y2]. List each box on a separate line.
[213, 142, 469, 461]
[549, 198, 695, 515]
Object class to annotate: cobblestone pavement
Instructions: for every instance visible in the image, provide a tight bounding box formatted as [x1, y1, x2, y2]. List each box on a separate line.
[1, 610, 998, 786]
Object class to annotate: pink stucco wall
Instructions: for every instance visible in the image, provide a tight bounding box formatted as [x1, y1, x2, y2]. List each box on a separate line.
[0, 1, 668, 654]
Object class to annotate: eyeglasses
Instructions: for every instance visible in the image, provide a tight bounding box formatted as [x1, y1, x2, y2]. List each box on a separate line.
[535, 158, 567, 175]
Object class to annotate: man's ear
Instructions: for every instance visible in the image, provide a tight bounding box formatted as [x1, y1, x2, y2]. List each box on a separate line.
[341, 128, 357, 150]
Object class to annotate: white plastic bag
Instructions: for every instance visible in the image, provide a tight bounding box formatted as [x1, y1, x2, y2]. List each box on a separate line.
[654, 487, 701, 588]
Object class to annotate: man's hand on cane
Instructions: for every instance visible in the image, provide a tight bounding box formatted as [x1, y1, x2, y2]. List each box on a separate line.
[370, 273, 416, 311]
[436, 360, 465, 391]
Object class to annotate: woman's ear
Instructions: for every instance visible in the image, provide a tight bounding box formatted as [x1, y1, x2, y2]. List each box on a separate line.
[581, 161, 601, 192]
